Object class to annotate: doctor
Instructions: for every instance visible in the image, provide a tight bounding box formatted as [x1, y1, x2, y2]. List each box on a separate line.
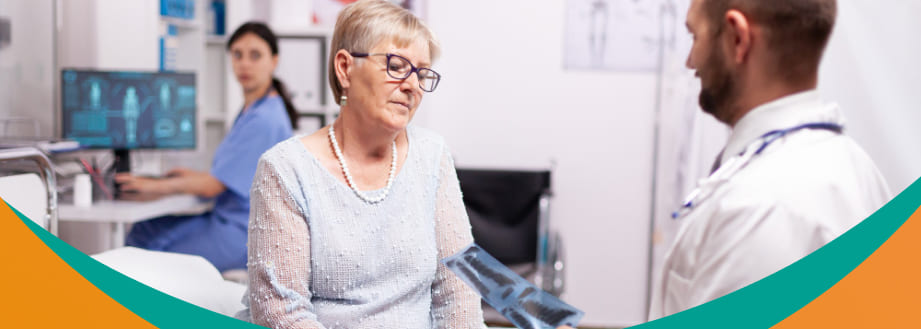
[558, 0, 892, 327]
[114, 22, 296, 272]
[647, 0, 892, 319]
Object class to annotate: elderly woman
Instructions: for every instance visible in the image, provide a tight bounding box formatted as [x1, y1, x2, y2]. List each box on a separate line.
[240, 1, 485, 328]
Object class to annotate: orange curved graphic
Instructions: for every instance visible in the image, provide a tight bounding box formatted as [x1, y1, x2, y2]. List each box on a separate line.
[0, 200, 155, 328]
[774, 206, 921, 328]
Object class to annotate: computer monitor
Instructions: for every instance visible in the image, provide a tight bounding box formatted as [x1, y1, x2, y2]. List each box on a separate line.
[60, 69, 197, 172]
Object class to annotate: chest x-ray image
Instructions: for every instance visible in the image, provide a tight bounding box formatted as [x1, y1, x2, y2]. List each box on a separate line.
[444, 244, 585, 329]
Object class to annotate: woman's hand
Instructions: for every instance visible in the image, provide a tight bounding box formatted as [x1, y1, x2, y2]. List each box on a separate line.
[114, 173, 174, 197]
[165, 167, 195, 178]
[115, 168, 225, 199]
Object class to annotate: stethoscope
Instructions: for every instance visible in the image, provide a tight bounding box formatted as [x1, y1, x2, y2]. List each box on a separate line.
[671, 122, 844, 219]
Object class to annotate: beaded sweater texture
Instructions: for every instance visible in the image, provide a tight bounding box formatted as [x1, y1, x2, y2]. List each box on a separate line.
[240, 126, 486, 329]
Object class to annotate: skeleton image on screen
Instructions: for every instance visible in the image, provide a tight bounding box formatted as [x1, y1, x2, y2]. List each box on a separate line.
[61, 69, 197, 150]
[122, 86, 140, 145]
[160, 83, 171, 112]
[444, 244, 584, 329]
[90, 81, 102, 109]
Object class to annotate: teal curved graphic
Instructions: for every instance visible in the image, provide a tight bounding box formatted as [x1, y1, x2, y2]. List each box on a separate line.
[7, 177, 921, 328]
[634, 178, 921, 328]
[8, 203, 264, 329]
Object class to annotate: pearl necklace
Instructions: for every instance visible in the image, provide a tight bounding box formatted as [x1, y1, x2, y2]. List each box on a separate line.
[328, 124, 397, 204]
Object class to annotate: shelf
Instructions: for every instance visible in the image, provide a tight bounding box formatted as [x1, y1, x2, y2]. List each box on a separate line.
[297, 111, 327, 118]
[206, 35, 226, 46]
[161, 16, 201, 30]
[271, 25, 333, 38]
[297, 108, 328, 115]
[203, 113, 226, 124]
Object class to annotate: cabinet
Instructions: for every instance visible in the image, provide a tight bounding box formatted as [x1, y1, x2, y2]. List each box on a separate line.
[210, 2, 336, 142]
[155, 0, 212, 169]
[272, 26, 336, 133]
[159, 0, 338, 167]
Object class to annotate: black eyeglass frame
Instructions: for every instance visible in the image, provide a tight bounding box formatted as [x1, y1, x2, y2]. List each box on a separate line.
[350, 52, 441, 92]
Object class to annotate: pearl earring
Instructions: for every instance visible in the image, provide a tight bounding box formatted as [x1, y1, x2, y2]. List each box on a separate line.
[340, 95, 348, 106]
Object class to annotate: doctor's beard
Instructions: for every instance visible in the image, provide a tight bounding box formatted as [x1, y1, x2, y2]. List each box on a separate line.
[697, 45, 739, 124]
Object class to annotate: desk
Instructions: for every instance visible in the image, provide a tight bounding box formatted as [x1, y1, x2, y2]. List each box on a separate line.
[59, 194, 213, 248]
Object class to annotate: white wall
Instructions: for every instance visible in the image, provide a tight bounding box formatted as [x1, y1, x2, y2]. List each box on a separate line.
[0, 0, 55, 137]
[818, 1, 921, 194]
[94, 0, 159, 70]
[57, 0, 96, 70]
[425, 0, 657, 326]
[57, 0, 158, 70]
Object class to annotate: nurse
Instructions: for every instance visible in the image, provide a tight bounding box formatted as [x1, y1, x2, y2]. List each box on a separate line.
[115, 22, 297, 272]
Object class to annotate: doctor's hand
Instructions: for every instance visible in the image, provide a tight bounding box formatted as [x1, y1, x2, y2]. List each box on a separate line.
[557, 327, 575, 329]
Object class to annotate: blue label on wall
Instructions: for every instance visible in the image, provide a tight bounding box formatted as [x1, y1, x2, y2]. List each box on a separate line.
[161, 0, 195, 19]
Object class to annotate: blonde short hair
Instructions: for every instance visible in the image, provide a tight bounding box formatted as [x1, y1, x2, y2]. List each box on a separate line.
[328, 0, 441, 101]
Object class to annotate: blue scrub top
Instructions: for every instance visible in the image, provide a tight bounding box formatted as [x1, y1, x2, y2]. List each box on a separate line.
[210, 95, 293, 229]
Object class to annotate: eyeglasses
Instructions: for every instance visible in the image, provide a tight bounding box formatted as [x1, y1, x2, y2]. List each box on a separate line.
[350, 52, 441, 92]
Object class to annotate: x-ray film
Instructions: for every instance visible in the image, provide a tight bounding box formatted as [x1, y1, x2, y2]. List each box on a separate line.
[443, 244, 584, 329]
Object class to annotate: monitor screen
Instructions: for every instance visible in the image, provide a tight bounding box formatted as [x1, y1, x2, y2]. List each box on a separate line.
[60, 69, 196, 150]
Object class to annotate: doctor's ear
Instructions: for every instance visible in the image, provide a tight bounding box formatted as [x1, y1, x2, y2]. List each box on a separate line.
[724, 9, 753, 64]
[334, 49, 353, 89]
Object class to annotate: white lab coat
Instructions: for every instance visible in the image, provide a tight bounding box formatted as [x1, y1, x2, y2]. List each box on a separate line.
[648, 91, 892, 320]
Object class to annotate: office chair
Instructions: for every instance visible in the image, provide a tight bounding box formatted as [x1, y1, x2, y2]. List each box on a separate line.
[455, 168, 565, 297]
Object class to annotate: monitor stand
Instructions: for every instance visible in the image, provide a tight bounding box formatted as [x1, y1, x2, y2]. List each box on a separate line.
[114, 149, 131, 173]
[113, 149, 131, 198]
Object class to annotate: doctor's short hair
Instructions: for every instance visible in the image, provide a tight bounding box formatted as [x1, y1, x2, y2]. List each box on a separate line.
[701, 0, 837, 82]
[328, 0, 441, 101]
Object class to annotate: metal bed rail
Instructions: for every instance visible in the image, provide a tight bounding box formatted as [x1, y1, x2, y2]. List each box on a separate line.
[0, 147, 58, 235]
